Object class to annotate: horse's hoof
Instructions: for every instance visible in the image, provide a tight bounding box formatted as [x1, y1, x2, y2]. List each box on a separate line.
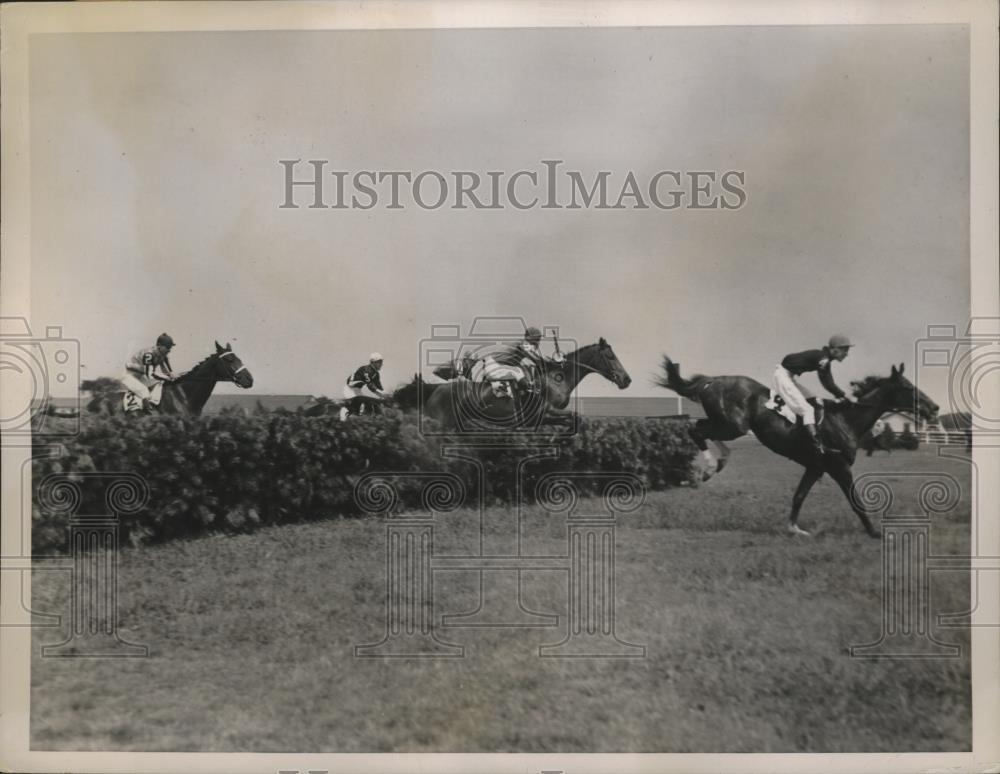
[787, 524, 811, 537]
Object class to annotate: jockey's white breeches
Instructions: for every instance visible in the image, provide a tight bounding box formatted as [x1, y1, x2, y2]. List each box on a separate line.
[343, 384, 382, 400]
[772, 366, 815, 425]
[482, 357, 525, 382]
[121, 372, 164, 405]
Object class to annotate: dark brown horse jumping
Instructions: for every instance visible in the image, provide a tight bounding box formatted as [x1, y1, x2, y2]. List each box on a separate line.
[657, 357, 938, 537]
[114, 342, 253, 417]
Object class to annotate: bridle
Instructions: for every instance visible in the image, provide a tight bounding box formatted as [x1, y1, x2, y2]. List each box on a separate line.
[220, 350, 250, 383]
[564, 344, 623, 382]
[853, 377, 928, 418]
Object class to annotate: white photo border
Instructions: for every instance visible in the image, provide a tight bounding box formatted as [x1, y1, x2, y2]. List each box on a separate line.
[1, 1, 997, 772]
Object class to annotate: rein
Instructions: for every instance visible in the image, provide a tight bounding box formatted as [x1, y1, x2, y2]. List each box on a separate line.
[174, 351, 248, 384]
[563, 347, 613, 379]
[221, 350, 249, 378]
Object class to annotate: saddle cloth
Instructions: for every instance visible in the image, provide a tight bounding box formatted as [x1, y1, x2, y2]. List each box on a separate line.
[765, 392, 798, 424]
[121, 391, 144, 413]
[765, 391, 826, 426]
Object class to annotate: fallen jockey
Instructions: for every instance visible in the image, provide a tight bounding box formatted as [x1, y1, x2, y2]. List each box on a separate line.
[481, 327, 564, 401]
[767, 334, 853, 456]
[121, 333, 176, 412]
[432, 353, 477, 381]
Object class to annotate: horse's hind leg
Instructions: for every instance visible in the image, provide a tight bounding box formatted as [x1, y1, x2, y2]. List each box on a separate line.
[788, 467, 823, 536]
[713, 440, 732, 473]
[694, 418, 745, 478]
[687, 421, 719, 480]
[826, 459, 880, 538]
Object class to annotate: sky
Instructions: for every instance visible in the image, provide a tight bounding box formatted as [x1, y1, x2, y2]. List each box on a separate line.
[29, 25, 969, 402]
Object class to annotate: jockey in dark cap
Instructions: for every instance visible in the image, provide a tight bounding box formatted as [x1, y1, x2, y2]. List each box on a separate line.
[772, 334, 853, 455]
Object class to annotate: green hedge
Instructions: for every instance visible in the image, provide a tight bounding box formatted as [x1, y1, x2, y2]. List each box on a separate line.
[32, 410, 696, 552]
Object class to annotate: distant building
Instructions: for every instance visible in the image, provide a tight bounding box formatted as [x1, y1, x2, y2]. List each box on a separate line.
[938, 412, 972, 431]
[878, 411, 918, 433]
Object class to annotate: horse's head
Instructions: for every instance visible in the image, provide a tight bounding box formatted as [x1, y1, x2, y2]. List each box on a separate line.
[865, 363, 938, 422]
[214, 341, 254, 389]
[587, 337, 632, 390]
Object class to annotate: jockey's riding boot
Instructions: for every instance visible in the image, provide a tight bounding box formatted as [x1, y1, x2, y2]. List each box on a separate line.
[141, 397, 153, 413]
[805, 424, 825, 457]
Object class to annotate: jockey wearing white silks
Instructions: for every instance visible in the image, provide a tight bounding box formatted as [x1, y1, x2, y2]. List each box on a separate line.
[122, 333, 175, 407]
[482, 327, 564, 393]
[482, 353, 531, 383]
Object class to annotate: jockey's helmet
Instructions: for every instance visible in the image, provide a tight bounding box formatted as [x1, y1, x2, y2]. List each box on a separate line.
[369, 352, 383, 363]
[157, 333, 175, 349]
[524, 327, 542, 343]
[828, 334, 852, 349]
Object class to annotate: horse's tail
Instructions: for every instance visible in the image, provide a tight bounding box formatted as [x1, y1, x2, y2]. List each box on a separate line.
[655, 356, 712, 401]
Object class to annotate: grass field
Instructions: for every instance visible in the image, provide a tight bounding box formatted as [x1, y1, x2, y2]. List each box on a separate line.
[30, 440, 972, 752]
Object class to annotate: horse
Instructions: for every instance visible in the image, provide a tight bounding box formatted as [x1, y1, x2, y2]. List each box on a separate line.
[303, 384, 413, 419]
[656, 357, 938, 537]
[114, 341, 253, 417]
[423, 338, 631, 431]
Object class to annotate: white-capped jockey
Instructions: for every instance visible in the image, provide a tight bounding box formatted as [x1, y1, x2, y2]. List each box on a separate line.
[482, 327, 564, 395]
[343, 353, 387, 401]
[772, 334, 853, 454]
[122, 333, 175, 411]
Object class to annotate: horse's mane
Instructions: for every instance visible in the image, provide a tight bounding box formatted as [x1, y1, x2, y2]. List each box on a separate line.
[850, 375, 884, 398]
[174, 350, 223, 383]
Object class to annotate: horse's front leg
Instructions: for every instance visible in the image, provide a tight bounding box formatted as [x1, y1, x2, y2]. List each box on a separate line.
[787, 467, 823, 536]
[825, 459, 880, 538]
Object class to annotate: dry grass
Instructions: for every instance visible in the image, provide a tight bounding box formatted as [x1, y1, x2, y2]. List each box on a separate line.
[31, 441, 972, 752]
